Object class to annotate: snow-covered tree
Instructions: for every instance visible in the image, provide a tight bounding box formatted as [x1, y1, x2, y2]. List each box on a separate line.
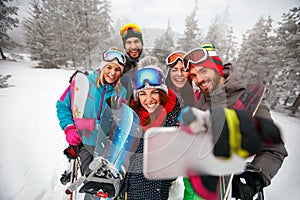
[151, 19, 175, 64]
[0, 0, 19, 60]
[204, 8, 237, 63]
[111, 18, 129, 50]
[24, 0, 57, 68]
[271, 7, 300, 112]
[237, 16, 273, 84]
[89, 0, 114, 68]
[24, 0, 114, 69]
[177, 0, 202, 51]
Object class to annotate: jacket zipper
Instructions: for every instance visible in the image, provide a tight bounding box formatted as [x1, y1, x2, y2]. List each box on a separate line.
[97, 85, 107, 120]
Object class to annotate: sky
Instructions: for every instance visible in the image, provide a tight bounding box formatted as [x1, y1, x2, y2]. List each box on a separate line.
[11, 0, 300, 45]
[0, 54, 300, 199]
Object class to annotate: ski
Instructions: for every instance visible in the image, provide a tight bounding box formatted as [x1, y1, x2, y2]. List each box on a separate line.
[61, 145, 83, 200]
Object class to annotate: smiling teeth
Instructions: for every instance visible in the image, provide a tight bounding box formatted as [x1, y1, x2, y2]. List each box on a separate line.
[201, 82, 208, 87]
[175, 78, 185, 82]
[147, 104, 156, 107]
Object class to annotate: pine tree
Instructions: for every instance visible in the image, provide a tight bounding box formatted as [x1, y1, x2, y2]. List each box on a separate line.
[177, 0, 202, 51]
[90, 0, 114, 68]
[204, 8, 237, 63]
[40, 0, 68, 68]
[237, 16, 273, 84]
[76, 0, 113, 69]
[271, 7, 300, 112]
[151, 19, 175, 64]
[0, 0, 19, 60]
[24, 0, 114, 69]
[24, 0, 57, 68]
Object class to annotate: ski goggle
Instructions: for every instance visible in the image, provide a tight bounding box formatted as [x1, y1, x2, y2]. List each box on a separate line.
[103, 50, 126, 66]
[132, 67, 165, 90]
[183, 48, 209, 72]
[166, 51, 185, 67]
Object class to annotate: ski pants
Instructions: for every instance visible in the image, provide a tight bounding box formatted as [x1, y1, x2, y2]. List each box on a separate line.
[79, 145, 94, 176]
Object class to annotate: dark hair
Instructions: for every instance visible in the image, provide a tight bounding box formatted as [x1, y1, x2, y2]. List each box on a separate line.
[130, 89, 168, 126]
[165, 70, 196, 107]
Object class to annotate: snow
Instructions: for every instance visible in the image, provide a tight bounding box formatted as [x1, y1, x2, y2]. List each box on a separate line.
[0, 58, 299, 200]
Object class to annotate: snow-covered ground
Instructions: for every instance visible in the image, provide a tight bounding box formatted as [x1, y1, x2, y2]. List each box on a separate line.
[0, 58, 299, 200]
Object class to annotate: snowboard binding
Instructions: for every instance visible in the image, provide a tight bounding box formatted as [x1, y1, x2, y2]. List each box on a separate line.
[79, 156, 122, 198]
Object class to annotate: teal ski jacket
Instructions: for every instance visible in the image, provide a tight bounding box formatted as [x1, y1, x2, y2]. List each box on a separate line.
[56, 70, 127, 146]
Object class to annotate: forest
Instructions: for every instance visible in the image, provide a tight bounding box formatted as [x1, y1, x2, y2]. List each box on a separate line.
[1, 0, 299, 115]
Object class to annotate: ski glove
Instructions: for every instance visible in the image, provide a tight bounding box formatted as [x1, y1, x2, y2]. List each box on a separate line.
[210, 108, 282, 158]
[178, 107, 282, 159]
[232, 171, 264, 200]
[64, 125, 82, 146]
[106, 96, 128, 110]
[63, 143, 83, 159]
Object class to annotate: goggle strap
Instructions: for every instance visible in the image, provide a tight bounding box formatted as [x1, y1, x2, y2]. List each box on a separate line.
[103, 50, 126, 66]
[167, 57, 183, 67]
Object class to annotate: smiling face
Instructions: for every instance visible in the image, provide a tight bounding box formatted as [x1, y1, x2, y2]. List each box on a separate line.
[169, 61, 188, 90]
[103, 63, 122, 84]
[124, 37, 143, 59]
[189, 65, 225, 94]
[138, 88, 161, 113]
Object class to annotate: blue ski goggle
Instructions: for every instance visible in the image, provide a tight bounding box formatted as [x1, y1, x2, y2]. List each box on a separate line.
[132, 67, 165, 90]
[103, 50, 126, 66]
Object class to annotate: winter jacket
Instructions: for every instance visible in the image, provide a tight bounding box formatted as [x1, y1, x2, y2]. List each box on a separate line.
[121, 53, 145, 101]
[56, 70, 127, 146]
[118, 89, 182, 200]
[196, 69, 288, 186]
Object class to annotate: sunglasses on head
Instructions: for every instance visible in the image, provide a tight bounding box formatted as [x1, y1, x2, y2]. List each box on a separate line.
[132, 67, 165, 90]
[183, 48, 209, 72]
[166, 51, 185, 67]
[103, 50, 126, 66]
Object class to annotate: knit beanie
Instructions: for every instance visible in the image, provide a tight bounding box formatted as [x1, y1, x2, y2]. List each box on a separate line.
[120, 23, 143, 47]
[99, 59, 124, 73]
[133, 65, 168, 99]
[189, 44, 224, 77]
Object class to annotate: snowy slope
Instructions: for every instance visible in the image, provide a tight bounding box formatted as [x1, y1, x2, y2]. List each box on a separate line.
[0, 59, 299, 200]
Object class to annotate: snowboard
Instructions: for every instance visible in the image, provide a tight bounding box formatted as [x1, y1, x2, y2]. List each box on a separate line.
[79, 102, 142, 198]
[70, 72, 89, 118]
[61, 72, 89, 200]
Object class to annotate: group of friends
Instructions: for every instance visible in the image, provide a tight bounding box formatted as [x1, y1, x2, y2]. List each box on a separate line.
[56, 23, 288, 200]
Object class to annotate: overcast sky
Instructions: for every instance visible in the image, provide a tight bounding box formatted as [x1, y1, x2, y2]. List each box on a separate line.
[13, 0, 300, 43]
[110, 0, 299, 41]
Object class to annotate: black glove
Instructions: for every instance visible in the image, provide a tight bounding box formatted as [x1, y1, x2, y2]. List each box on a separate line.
[210, 108, 282, 159]
[63, 143, 83, 160]
[210, 108, 262, 158]
[232, 171, 264, 200]
[106, 96, 128, 110]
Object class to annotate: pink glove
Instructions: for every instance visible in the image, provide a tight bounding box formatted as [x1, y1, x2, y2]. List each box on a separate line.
[64, 125, 82, 145]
